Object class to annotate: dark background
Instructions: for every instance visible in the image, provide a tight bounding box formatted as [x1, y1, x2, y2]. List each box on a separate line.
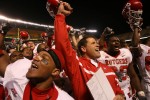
[0, 0, 150, 36]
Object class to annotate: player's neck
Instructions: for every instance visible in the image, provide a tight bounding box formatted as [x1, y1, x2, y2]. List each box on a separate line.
[107, 50, 119, 57]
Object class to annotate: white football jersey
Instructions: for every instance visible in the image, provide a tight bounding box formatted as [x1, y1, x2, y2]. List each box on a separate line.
[97, 48, 133, 99]
[3, 58, 31, 100]
[140, 44, 150, 72]
[139, 44, 150, 83]
[55, 84, 74, 100]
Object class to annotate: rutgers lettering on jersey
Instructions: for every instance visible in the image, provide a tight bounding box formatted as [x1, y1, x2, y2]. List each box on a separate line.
[98, 48, 134, 99]
[105, 58, 128, 65]
[4, 80, 23, 100]
[98, 48, 132, 72]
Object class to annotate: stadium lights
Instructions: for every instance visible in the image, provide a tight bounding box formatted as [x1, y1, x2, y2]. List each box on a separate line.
[86, 29, 97, 33]
[125, 36, 150, 42]
[0, 14, 54, 30]
[0, 14, 97, 33]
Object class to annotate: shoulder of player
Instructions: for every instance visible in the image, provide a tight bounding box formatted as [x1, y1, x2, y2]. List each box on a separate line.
[99, 50, 108, 55]
[120, 48, 131, 53]
[140, 44, 150, 49]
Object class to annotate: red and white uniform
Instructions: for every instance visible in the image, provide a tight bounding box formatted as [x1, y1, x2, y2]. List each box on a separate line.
[139, 44, 150, 99]
[23, 82, 74, 100]
[54, 14, 124, 100]
[0, 77, 5, 99]
[98, 48, 133, 100]
[3, 58, 31, 100]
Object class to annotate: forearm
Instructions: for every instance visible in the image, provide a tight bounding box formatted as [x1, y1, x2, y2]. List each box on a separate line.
[131, 27, 140, 47]
[127, 62, 144, 93]
[54, 14, 74, 55]
[99, 34, 105, 49]
[130, 75, 143, 92]
[70, 35, 78, 50]
[54, 14, 78, 72]
[0, 34, 5, 49]
[128, 65, 143, 92]
[0, 23, 11, 50]
[129, 74, 146, 99]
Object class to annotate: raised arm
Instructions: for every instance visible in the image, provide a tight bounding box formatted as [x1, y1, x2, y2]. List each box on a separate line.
[99, 27, 114, 51]
[54, 2, 74, 58]
[0, 23, 11, 77]
[54, 2, 82, 77]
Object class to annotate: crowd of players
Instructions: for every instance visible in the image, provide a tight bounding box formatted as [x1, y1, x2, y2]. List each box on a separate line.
[0, 0, 150, 100]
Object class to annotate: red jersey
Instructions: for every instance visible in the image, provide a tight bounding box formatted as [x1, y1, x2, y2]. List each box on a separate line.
[54, 14, 124, 100]
[0, 84, 5, 100]
[23, 82, 74, 100]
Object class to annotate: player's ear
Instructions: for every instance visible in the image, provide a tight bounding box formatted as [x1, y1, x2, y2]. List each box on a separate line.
[51, 68, 60, 77]
[81, 46, 86, 53]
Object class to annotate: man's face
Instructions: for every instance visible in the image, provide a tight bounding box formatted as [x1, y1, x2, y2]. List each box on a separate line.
[107, 36, 121, 53]
[43, 36, 48, 42]
[37, 43, 49, 53]
[83, 37, 100, 59]
[26, 51, 56, 80]
[27, 41, 35, 50]
[22, 47, 33, 60]
[10, 51, 23, 63]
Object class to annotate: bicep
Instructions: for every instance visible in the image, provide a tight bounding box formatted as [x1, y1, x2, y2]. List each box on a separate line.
[127, 62, 137, 78]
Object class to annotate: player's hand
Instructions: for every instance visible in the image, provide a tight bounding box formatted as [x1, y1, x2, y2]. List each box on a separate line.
[0, 23, 12, 35]
[57, 2, 73, 16]
[78, 27, 86, 35]
[102, 27, 114, 37]
[129, 17, 143, 31]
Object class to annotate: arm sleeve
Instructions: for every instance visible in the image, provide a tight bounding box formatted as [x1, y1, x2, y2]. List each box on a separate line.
[54, 14, 79, 78]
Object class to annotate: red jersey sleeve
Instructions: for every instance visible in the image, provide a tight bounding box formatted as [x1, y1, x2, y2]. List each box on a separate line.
[54, 14, 80, 78]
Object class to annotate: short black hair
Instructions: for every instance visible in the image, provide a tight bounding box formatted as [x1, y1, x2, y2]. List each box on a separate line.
[47, 50, 61, 70]
[37, 43, 46, 53]
[77, 34, 97, 55]
[105, 34, 117, 42]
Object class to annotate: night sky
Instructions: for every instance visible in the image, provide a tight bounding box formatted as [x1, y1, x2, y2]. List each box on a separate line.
[0, 0, 150, 36]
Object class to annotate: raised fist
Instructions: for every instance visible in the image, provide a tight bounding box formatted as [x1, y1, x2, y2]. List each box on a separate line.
[66, 25, 76, 35]
[0, 23, 12, 35]
[102, 27, 114, 37]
